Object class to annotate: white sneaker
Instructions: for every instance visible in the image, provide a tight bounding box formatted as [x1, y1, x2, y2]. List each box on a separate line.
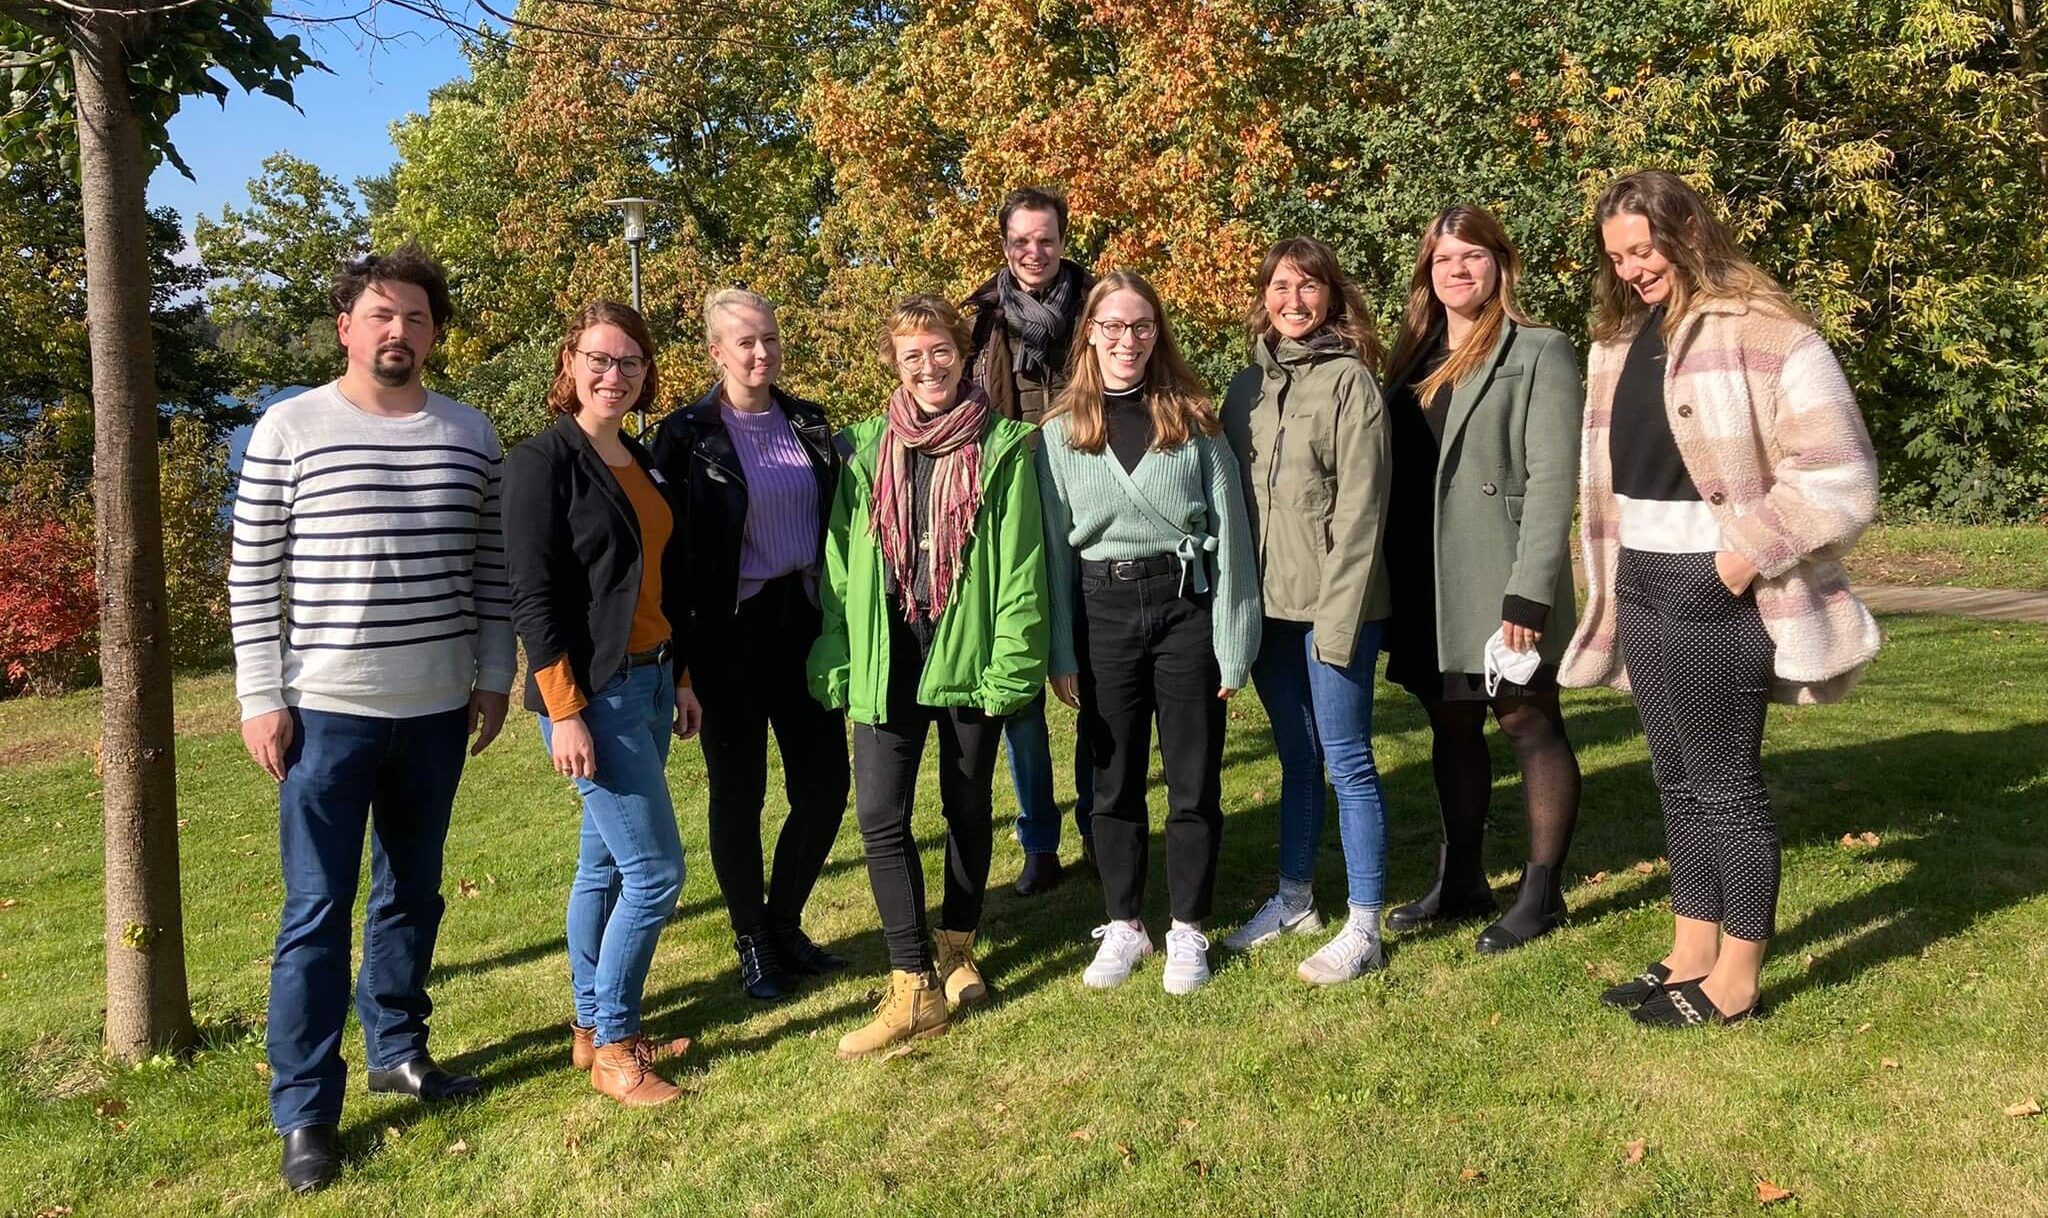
[1221, 893, 1324, 951]
[1082, 922, 1155, 989]
[1162, 926, 1212, 994]
[1296, 921, 1386, 986]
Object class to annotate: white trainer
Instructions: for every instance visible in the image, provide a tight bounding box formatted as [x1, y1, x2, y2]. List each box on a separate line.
[1162, 926, 1213, 995]
[1221, 893, 1324, 951]
[1082, 922, 1155, 989]
[1296, 921, 1386, 986]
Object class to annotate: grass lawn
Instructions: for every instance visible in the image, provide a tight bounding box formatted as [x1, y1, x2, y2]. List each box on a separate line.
[1847, 522, 2048, 591]
[1, 615, 2044, 1216]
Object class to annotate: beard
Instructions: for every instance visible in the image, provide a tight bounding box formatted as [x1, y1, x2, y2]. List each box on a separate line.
[370, 344, 417, 388]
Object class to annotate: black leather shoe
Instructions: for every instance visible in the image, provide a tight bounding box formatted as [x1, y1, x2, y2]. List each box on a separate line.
[1632, 979, 1762, 1028]
[1474, 862, 1566, 955]
[772, 922, 848, 975]
[734, 930, 790, 1000]
[1602, 962, 1692, 1009]
[1386, 843, 1494, 932]
[1014, 852, 1063, 896]
[365, 1054, 482, 1102]
[281, 1124, 342, 1194]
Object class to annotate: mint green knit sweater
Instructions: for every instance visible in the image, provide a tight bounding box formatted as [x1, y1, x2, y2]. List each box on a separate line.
[1035, 414, 1262, 688]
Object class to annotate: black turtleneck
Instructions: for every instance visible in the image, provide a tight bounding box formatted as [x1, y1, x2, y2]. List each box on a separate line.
[1103, 382, 1153, 474]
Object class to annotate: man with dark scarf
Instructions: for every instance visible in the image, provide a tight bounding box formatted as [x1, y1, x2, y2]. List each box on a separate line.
[963, 185, 1097, 895]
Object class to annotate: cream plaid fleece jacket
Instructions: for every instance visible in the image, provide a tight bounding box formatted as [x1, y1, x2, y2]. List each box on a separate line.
[1560, 297, 1882, 705]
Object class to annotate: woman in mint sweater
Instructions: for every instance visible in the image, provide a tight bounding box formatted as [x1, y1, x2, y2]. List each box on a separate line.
[1037, 271, 1260, 996]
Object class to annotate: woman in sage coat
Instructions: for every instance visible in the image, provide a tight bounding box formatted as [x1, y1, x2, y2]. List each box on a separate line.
[1220, 236, 1397, 985]
[1381, 205, 1584, 954]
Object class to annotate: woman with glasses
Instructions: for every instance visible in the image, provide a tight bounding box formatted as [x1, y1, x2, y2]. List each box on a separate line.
[648, 289, 849, 1004]
[808, 295, 1049, 1058]
[1380, 205, 1585, 954]
[1220, 237, 1396, 985]
[1036, 272, 1259, 995]
[504, 301, 699, 1106]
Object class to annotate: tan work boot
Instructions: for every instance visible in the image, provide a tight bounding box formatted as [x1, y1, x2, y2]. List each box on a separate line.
[590, 1035, 683, 1106]
[835, 969, 948, 1060]
[934, 928, 988, 1009]
[571, 1023, 596, 1071]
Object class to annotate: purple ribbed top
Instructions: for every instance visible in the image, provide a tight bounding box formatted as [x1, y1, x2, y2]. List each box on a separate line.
[723, 401, 821, 603]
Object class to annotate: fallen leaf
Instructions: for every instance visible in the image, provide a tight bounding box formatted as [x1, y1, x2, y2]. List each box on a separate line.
[2006, 1098, 2042, 1118]
[564, 1133, 582, 1153]
[1070, 1128, 1094, 1142]
[1460, 1167, 1486, 1181]
[1632, 861, 1656, 875]
[149, 1178, 170, 1190]
[1860, 831, 1880, 846]
[457, 878, 481, 899]
[1184, 1158, 1211, 1178]
[878, 1041, 918, 1062]
[1624, 1138, 1646, 1165]
[384, 1126, 402, 1142]
[1113, 1141, 1135, 1166]
[1582, 961, 1599, 978]
[1756, 1179, 1795, 1204]
[93, 1098, 126, 1119]
[1488, 1011, 1502, 1027]
[1881, 1058, 1899, 1070]
[1, 898, 19, 909]
[447, 1139, 470, 1156]
[1250, 788, 1267, 803]
[1586, 871, 1608, 884]
[1802, 954, 1818, 970]
[992, 1102, 1008, 1116]
[1854, 1022, 1873, 1034]
[34, 1207, 72, 1218]
[1177, 1117, 1198, 1133]
[254, 1062, 270, 1076]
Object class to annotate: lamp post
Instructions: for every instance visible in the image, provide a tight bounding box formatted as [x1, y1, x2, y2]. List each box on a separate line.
[605, 197, 657, 314]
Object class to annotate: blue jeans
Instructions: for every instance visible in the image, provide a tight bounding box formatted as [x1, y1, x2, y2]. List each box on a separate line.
[539, 660, 684, 1047]
[1006, 690, 1094, 855]
[267, 705, 469, 1134]
[1250, 619, 1389, 908]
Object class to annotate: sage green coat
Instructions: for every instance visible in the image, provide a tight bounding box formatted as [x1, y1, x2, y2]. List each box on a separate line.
[1426, 321, 1583, 671]
[1221, 335, 1392, 669]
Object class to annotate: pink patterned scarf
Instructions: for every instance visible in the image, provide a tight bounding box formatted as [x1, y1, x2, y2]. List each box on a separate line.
[871, 383, 989, 622]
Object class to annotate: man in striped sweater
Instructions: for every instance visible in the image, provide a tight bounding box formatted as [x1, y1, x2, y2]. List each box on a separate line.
[230, 246, 515, 1194]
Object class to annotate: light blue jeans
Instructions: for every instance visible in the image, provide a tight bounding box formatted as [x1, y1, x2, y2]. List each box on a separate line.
[539, 659, 684, 1047]
[1005, 690, 1095, 855]
[1250, 619, 1389, 908]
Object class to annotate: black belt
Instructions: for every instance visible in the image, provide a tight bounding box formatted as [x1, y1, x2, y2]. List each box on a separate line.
[622, 640, 672, 670]
[1080, 554, 1180, 582]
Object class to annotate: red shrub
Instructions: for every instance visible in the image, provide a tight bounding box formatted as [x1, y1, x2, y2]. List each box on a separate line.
[0, 510, 98, 695]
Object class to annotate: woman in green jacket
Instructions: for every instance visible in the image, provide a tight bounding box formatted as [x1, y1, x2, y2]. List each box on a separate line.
[1036, 271, 1261, 996]
[807, 295, 1049, 1059]
[1380, 205, 1585, 954]
[1220, 237, 1397, 985]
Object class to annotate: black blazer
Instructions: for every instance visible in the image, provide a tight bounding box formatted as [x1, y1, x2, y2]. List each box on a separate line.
[503, 415, 688, 715]
[646, 383, 837, 662]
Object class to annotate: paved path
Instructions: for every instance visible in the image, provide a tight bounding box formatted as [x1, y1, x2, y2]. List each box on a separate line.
[1852, 583, 2048, 624]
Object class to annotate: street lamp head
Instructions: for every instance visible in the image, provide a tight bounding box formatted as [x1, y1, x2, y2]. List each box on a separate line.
[605, 197, 658, 244]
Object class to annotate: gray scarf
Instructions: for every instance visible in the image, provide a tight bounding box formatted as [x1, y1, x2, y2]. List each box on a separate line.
[998, 264, 1081, 383]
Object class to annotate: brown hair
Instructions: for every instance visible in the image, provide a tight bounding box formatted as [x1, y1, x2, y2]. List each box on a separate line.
[330, 242, 454, 330]
[546, 300, 660, 416]
[1387, 205, 1536, 401]
[999, 186, 1069, 239]
[1247, 236, 1386, 369]
[1590, 170, 1808, 344]
[875, 294, 975, 366]
[1044, 271, 1218, 453]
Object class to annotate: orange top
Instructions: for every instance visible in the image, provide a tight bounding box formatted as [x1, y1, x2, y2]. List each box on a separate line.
[536, 458, 676, 721]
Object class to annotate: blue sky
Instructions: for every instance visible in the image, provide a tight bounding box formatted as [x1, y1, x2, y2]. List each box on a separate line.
[146, 6, 476, 233]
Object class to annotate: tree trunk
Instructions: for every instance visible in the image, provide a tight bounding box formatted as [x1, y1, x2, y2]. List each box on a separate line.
[71, 10, 197, 1062]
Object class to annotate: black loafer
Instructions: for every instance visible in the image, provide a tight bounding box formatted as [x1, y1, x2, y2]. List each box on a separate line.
[773, 922, 848, 975]
[281, 1124, 342, 1194]
[1386, 888, 1496, 933]
[1632, 979, 1761, 1028]
[734, 930, 790, 1000]
[1600, 962, 1709, 1009]
[1474, 911, 1564, 955]
[365, 1054, 483, 1102]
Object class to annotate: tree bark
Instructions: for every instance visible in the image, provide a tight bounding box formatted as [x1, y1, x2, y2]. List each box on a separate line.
[71, 9, 197, 1062]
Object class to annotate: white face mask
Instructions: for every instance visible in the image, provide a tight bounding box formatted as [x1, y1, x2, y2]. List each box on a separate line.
[1484, 626, 1543, 697]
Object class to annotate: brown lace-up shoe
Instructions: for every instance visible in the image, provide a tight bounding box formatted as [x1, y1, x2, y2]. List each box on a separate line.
[590, 1034, 685, 1106]
[934, 929, 987, 1009]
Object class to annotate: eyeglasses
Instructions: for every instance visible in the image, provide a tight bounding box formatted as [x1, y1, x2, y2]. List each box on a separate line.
[897, 346, 960, 371]
[575, 350, 649, 378]
[1093, 319, 1158, 343]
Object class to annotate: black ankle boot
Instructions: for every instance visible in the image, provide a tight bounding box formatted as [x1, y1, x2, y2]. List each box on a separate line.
[1387, 842, 1495, 931]
[772, 919, 849, 975]
[734, 929, 789, 1001]
[1475, 862, 1566, 954]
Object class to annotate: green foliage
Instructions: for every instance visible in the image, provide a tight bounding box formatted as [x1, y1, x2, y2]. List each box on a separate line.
[158, 418, 233, 667]
[193, 152, 367, 399]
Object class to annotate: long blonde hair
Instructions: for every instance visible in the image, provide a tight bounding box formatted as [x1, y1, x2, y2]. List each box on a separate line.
[1387, 205, 1536, 401]
[1590, 170, 1808, 344]
[1246, 236, 1386, 370]
[1046, 271, 1218, 452]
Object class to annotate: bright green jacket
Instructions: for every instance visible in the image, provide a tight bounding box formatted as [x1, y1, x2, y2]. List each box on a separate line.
[805, 413, 1049, 724]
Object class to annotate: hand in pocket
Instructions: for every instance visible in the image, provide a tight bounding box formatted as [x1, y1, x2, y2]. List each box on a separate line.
[1714, 549, 1758, 596]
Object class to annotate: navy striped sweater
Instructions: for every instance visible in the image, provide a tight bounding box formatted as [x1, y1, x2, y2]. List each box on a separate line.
[230, 382, 517, 720]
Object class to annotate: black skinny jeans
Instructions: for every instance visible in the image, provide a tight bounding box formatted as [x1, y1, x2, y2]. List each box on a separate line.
[1616, 548, 1780, 942]
[693, 574, 851, 936]
[1075, 562, 1225, 925]
[851, 610, 1003, 972]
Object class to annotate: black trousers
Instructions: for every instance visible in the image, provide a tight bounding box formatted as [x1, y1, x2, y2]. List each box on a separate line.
[852, 695, 1003, 973]
[693, 575, 851, 935]
[1616, 548, 1780, 942]
[1075, 563, 1225, 924]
